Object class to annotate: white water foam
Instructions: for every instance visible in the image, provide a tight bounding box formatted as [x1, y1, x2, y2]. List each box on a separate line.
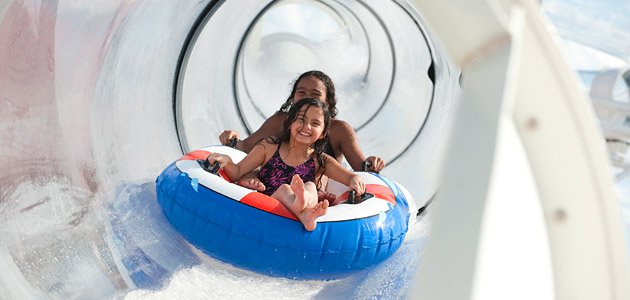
[121, 211, 430, 300]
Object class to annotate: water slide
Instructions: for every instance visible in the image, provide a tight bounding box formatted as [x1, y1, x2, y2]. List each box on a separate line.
[0, 1, 457, 298]
[4, 0, 630, 299]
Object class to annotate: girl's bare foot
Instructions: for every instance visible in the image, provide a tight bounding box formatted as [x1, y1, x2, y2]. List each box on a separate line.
[302, 200, 329, 231]
[237, 178, 266, 192]
[290, 174, 312, 212]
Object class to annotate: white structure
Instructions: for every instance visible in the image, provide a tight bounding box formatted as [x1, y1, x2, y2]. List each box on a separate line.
[410, 0, 630, 299]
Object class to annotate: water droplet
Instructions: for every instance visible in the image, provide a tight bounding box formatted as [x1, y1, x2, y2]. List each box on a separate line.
[191, 178, 199, 192]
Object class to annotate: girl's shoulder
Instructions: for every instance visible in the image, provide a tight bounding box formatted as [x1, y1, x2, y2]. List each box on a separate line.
[268, 112, 287, 124]
[328, 119, 356, 143]
[254, 138, 271, 149]
[249, 139, 279, 165]
[253, 138, 279, 154]
[329, 119, 354, 132]
[256, 113, 287, 136]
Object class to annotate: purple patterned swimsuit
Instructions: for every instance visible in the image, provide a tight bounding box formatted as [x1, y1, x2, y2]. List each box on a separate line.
[259, 146, 316, 196]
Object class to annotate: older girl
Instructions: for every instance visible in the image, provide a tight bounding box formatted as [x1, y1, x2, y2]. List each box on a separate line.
[207, 98, 365, 231]
[218, 71, 385, 196]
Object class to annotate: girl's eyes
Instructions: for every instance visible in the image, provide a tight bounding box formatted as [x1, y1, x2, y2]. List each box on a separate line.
[295, 118, 322, 127]
[295, 90, 323, 98]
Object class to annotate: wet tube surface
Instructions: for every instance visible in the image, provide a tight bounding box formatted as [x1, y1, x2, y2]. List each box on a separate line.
[0, 0, 458, 298]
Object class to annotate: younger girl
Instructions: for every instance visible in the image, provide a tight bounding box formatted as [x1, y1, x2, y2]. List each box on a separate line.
[218, 71, 386, 191]
[207, 98, 365, 231]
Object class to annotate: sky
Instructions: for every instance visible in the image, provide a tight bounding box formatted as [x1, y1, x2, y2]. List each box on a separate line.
[542, 0, 630, 67]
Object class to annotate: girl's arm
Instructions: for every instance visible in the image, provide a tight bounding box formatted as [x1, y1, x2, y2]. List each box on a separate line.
[207, 144, 268, 182]
[321, 154, 366, 195]
[220, 113, 285, 153]
[329, 120, 386, 172]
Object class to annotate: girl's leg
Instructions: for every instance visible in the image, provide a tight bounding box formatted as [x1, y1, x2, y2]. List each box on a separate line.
[290, 174, 318, 211]
[236, 170, 265, 192]
[272, 175, 329, 231]
[301, 200, 328, 231]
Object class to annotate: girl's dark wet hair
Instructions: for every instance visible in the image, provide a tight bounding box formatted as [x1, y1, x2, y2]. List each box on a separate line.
[277, 70, 338, 119]
[269, 98, 331, 190]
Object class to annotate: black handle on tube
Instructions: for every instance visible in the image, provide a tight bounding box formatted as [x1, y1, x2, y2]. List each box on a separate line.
[198, 158, 221, 175]
[348, 190, 356, 204]
[209, 161, 220, 174]
[346, 189, 374, 205]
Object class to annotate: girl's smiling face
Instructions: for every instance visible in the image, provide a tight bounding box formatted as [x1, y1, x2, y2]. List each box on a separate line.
[290, 105, 327, 146]
[293, 76, 327, 106]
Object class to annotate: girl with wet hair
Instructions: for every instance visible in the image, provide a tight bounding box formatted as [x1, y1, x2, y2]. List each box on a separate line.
[219, 70, 384, 196]
[208, 98, 365, 231]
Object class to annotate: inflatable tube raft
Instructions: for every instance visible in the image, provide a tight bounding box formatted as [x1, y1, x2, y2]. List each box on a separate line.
[155, 145, 414, 279]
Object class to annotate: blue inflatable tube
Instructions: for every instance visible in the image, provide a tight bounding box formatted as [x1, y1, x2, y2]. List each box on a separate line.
[155, 146, 413, 279]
